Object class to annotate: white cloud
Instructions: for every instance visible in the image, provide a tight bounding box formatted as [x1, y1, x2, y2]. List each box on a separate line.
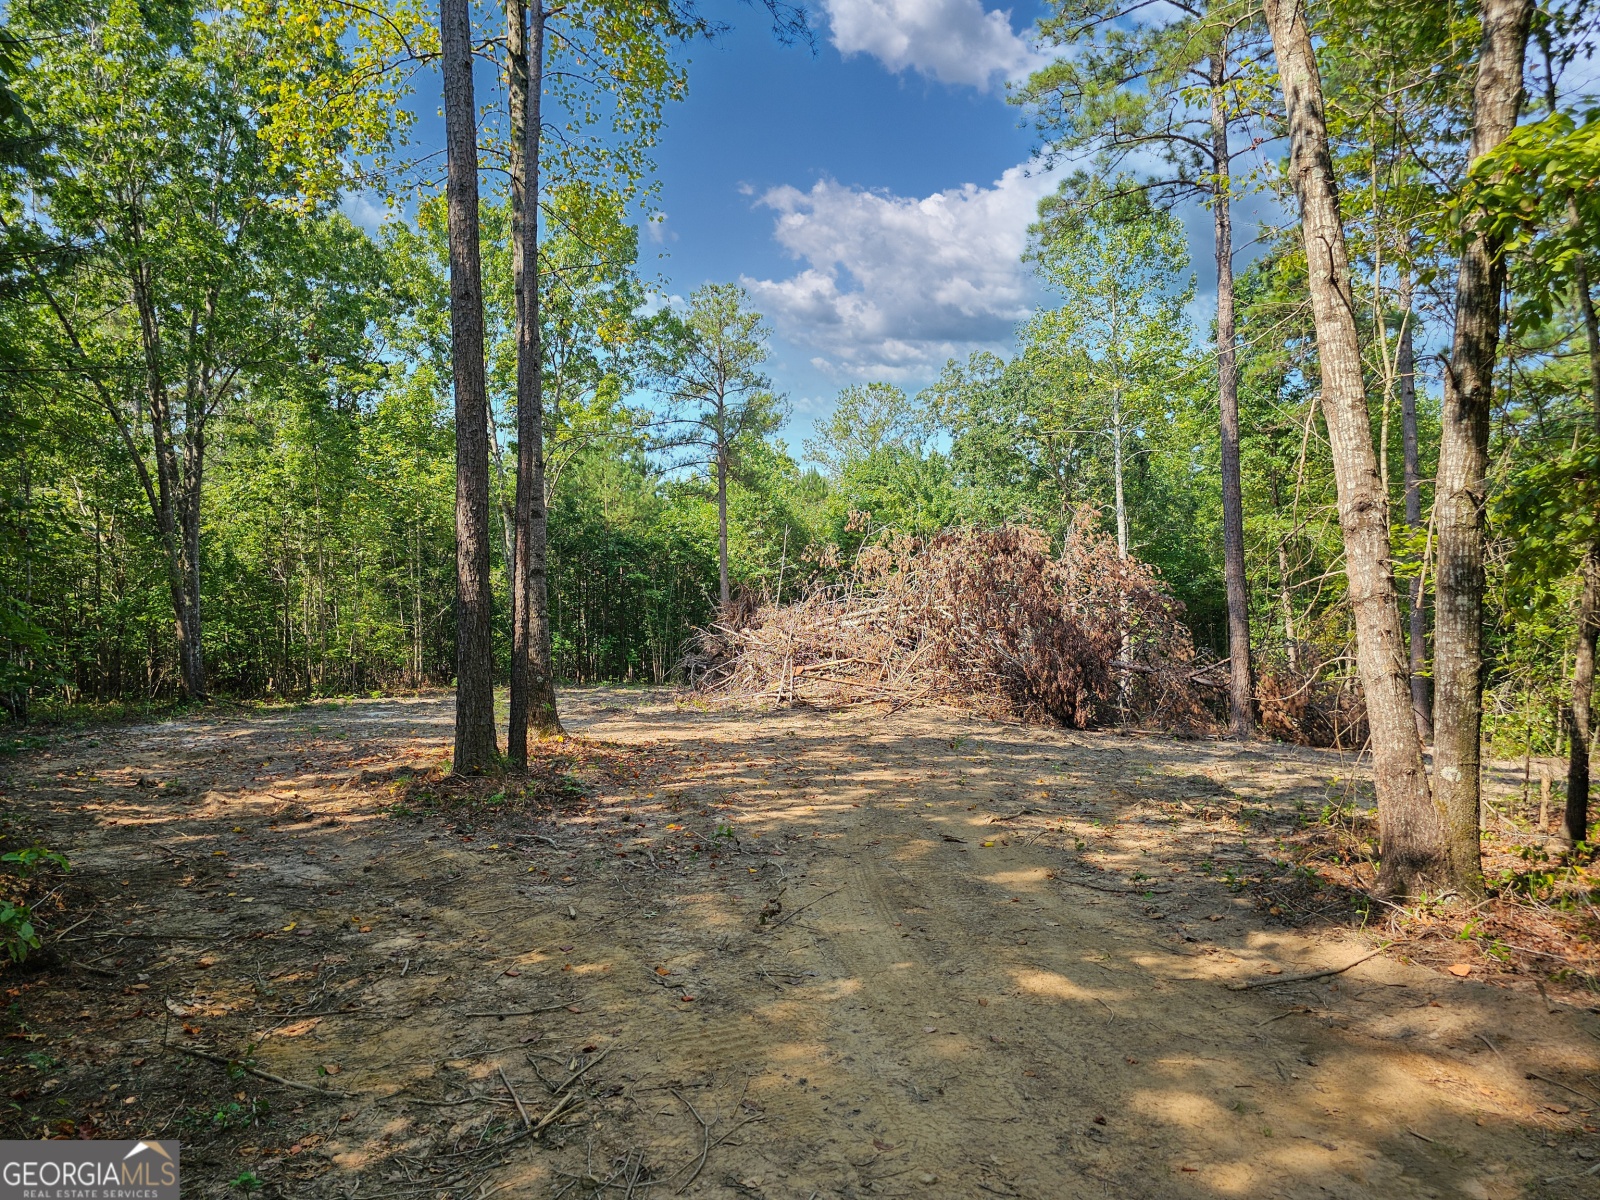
[742, 164, 1055, 380]
[339, 191, 388, 232]
[645, 212, 676, 244]
[820, 0, 1043, 90]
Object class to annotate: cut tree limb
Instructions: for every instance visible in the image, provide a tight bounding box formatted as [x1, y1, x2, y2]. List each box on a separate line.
[1226, 947, 1386, 991]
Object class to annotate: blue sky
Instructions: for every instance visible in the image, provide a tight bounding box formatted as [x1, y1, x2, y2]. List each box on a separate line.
[360, 1, 1284, 450]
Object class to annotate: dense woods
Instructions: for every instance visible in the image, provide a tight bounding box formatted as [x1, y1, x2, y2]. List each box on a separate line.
[1, 0, 1598, 885]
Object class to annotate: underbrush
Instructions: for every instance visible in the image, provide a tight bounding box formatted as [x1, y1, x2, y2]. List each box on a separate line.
[0, 835, 71, 968]
[376, 735, 650, 829]
[1258, 790, 1600, 1000]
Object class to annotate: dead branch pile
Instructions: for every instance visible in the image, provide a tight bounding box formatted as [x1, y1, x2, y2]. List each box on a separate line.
[1257, 665, 1370, 749]
[690, 522, 1211, 729]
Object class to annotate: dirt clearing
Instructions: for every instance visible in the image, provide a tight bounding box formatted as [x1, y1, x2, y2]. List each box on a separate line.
[2, 688, 1598, 1199]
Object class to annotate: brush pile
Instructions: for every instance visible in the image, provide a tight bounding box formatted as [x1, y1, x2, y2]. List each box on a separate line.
[689, 522, 1212, 729]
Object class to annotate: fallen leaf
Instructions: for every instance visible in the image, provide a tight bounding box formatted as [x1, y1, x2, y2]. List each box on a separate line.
[503, 969, 520, 978]
[281, 922, 297, 933]
[655, 966, 670, 976]
[1447, 964, 1472, 978]
[922, 1025, 937, 1034]
[873, 1138, 895, 1151]
[323, 1064, 342, 1075]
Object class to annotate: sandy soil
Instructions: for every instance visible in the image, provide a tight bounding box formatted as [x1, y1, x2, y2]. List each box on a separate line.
[2, 688, 1598, 1199]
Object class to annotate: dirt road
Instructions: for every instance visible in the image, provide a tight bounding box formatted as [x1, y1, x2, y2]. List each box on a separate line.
[2, 689, 1597, 1199]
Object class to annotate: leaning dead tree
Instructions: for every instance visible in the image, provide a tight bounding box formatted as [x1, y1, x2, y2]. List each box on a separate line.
[691, 522, 1211, 729]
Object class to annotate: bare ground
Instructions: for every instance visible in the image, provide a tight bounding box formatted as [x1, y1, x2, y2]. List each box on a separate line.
[2, 687, 1598, 1200]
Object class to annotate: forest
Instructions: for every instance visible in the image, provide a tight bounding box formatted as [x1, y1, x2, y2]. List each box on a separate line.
[0, 0, 1599, 1194]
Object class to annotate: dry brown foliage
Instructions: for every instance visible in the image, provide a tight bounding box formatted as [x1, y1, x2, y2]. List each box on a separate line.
[690, 520, 1212, 729]
[1257, 665, 1370, 749]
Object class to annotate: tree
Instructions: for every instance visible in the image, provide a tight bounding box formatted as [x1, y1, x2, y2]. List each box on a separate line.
[1017, 0, 1267, 736]
[1431, 0, 1535, 894]
[804, 383, 930, 477]
[1467, 100, 1600, 847]
[1028, 181, 1196, 565]
[656, 284, 787, 609]
[440, 0, 498, 771]
[8, 0, 398, 703]
[500, 0, 713, 762]
[1260, 0, 1443, 896]
[506, 0, 563, 760]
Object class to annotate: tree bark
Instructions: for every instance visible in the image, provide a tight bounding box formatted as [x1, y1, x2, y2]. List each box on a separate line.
[1432, 0, 1534, 894]
[507, 0, 562, 768]
[1565, 216, 1600, 847]
[1398, 263, 1432, 741]
[441, 0, 498, 773]
[1211, 52, 1255, 738]
[1111, 387, 1129, 559]
[1263, 0, 1444, 896]
[716, 441, 731, 609]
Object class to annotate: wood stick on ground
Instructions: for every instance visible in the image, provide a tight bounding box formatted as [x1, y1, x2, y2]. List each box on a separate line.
[1226, 946, 1386, 991]
[499, 1064, 531, 1129]
[552, 1044, 616, 1099]
[462, 1001, 579, 1017]
[670, 1088, 714, 1195]
[766, 888, 841, 930]
[170, 1044, 352, 1098]
[1526, 1071, 1600, 1107]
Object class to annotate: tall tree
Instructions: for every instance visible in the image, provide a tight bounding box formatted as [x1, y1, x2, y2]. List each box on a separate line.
[506, 0, 562, 764]
[657, 284, 786, 609]
[1397, 262, 1433, 741]
[1432, 0, 1535, 894]
[8, 0, 401, 703]
[1027, 180, 1196, 565]
[1464, 87, 1600, 845]
[1017, 0, 1266, 736]
[440, 0, 498, 771]
[1261, 0, 1444, 895]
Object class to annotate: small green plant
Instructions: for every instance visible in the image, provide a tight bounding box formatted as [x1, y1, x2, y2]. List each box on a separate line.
[228, 1170, 262, 1192]
[210, 1096, 268, 1131]
[2, 847, 69, 877]
[713, 824, 735, 840]
[0, 901, 40, 962]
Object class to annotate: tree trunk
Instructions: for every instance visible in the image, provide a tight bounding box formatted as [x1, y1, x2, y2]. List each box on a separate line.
[1565, 214, 1600, 847]
[1398, 263, 1432, 741]
[441, 0, 498, 773]
[1278, 537, 1298, 672]
[1111, 387, 1128, 559]
[716, 443, 731, 609]
[1432, 0, 1534, 894]
[1263, 0, 1443, 896]
[1211, 50, 1255, 739]
[507, 0, 562, 768]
